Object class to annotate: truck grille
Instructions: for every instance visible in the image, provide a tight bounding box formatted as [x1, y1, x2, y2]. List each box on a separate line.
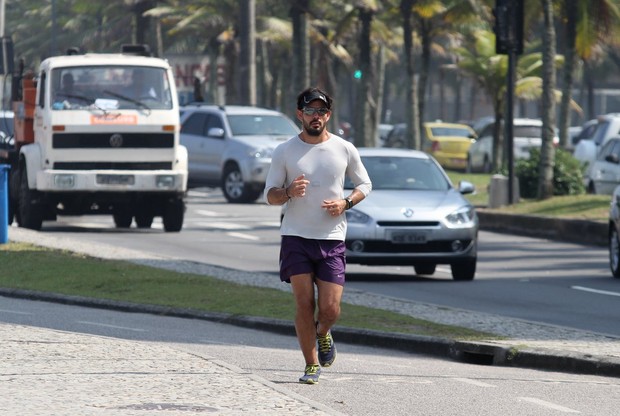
[53, 162, 172, 170]
[52, 133, 174, 149]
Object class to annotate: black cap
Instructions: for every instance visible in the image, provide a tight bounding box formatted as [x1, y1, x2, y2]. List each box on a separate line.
[297, 88, 332, 110]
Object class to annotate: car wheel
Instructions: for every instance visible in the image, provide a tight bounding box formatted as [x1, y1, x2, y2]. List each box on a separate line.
[482, 156, 491, 174]
[414, 264, 436, 275]
[451, 258, 476, 281]
[163, 198, 185, 232]
[466, 156, 473, 174]
[18, 167, 43, 230]
[609, 225, 620, 278]
[222, 164, 260, 203]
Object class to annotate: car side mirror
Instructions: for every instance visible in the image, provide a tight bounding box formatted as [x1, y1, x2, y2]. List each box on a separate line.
[458, 180, 475, 195]
[207, 127, 225, 138]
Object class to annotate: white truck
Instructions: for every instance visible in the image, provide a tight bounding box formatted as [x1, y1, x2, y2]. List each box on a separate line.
[1, 45, 188, 231]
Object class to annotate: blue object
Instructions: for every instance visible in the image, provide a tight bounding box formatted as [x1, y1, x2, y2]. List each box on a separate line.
[0, 164, 10, 244]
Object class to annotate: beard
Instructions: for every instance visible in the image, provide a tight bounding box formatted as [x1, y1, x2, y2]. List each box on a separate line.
[304, 121, 325, 136]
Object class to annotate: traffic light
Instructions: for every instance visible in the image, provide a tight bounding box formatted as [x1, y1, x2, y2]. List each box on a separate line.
[353, 69, 362, 80]
[493, 0, 523, 55]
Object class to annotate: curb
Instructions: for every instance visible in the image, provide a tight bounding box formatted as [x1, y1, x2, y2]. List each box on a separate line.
[2, 287, 619, 378]
[477, 210, 608, 246]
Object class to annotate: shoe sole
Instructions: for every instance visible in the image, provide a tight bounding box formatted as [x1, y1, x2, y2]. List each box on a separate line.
[299, 379, 319, 384]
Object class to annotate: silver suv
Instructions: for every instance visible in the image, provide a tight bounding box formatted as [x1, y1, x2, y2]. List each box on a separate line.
[180, 105, 299, 203]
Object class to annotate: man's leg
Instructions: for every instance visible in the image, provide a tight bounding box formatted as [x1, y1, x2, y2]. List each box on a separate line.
[315, 279, 343, 336]
[290, 273, 319, 365]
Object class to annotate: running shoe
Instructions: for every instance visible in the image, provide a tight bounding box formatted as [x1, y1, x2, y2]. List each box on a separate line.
[317, 330, 336, 367]
[299, 364, 321, 384]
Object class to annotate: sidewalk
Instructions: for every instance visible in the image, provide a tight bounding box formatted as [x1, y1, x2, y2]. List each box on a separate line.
[0, 322, 342, 415]
[3, 226, 620, 379]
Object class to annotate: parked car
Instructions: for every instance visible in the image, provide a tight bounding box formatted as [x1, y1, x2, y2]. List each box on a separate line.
[422, 122, 476, 171]
[608, 185, 620, 278]
[573, 113, 620, 169]
[343, 147, 478, 280]
[377, 123, 394, 147]
[383, 121, 476, 171]
[180, 105, 299, 203]
[568, 119, 597, 151]
[466, 118, 558, 173]
[584, 137, 620, 194]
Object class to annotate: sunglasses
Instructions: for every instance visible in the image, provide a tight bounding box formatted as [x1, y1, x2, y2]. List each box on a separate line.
[302, 107, 329, 116]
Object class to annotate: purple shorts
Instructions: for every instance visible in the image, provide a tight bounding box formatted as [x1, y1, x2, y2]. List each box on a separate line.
[279, 235, 346, 285]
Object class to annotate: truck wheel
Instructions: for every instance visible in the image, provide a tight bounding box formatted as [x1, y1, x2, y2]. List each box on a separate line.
[222, 164, 260, 203]
[113, 205, 133, 228]
[18, 168, 43, 230]
[163, 199, 184, 232]
[135, 213, 154, 229]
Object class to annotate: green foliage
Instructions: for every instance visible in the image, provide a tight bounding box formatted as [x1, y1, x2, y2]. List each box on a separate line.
[515, 148, 585, 198]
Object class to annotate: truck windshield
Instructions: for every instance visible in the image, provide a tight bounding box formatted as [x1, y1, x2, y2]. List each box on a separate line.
[51, 66, 173, 111]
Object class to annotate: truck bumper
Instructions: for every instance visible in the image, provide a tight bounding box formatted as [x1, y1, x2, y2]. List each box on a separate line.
[35, 170, 188, 192]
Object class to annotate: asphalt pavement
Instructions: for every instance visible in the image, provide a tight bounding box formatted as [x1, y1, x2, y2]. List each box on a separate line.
[1, 216, 619, 414]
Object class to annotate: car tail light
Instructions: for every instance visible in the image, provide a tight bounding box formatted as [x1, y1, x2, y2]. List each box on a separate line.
[431, 141, 441, 152]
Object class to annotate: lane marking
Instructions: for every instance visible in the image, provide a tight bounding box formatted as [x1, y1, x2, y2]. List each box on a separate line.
[572, 286, 620, 297]
[195, 209, 221, 217]
[452, 377, 496, 388]
[77, 321, 147, 332]
[227, 232, 260, 241]
[196, 222, 250, 230]
[518, 397, 580, 413]
[0, 309, 33, 315]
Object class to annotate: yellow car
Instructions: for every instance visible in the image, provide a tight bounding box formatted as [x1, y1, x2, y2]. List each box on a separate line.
[423, 122, 477, 171]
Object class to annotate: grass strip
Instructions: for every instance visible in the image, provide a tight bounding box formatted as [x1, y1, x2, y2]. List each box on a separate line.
[0, 242, 498, 341]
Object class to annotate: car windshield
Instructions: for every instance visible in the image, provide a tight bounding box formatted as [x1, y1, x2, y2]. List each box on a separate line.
[430, 127, 471, 137]
[51, 66, 173, 111]
[345, 156, 451, 191]
[227, 114, 299, 136]
[0, 115, 13, 136]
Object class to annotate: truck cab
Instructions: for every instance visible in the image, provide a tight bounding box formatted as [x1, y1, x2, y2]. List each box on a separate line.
[7, 47, 188, 231]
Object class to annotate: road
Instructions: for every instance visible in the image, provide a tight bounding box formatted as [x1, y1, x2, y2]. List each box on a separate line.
[19, 187, 620, 336]
[1, 295, 619, 416]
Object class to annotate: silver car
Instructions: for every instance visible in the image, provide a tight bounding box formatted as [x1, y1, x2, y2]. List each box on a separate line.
[345, 148, 479, 280]
[585, 137, 620, 195]
[180, 105, 299, 203]
[467, 118, 557, 173]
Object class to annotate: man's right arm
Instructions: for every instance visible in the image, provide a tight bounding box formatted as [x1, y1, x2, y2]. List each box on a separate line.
[266, 186, 291, 205]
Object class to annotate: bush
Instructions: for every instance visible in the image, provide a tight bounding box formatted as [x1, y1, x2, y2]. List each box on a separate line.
[515, 148, 585, 198]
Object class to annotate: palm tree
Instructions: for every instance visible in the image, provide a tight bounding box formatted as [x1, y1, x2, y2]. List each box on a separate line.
[538, 0, 556, 199]
[399, 0, 421, 150]
[557, 0, 620, 148]
[454, 29, 579, 172]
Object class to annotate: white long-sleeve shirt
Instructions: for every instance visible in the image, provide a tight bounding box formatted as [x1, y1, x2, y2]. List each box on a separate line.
[264, 133, 372, 240]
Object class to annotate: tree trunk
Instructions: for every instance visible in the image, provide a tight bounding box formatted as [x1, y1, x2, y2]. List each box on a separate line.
[558, 0, 578, 149]
[354, 7, 376, 148]
[290, 0, 310, 98]
[238, 0, 256, 106]
[400, 0, 421, 150]
[538, 0, 557, 200]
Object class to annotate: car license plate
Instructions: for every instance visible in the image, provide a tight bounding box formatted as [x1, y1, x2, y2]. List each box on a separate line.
[96, 174, 135, 185]
[391, 231, 428, 244]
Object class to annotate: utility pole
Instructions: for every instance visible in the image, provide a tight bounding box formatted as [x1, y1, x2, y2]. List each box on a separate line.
[494, 0, 523, 204]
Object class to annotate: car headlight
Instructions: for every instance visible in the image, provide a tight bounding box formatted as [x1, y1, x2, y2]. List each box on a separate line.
[445, 206, 476, 228]
[346, 209, 371, 224]
[251, 147, 273, 158]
